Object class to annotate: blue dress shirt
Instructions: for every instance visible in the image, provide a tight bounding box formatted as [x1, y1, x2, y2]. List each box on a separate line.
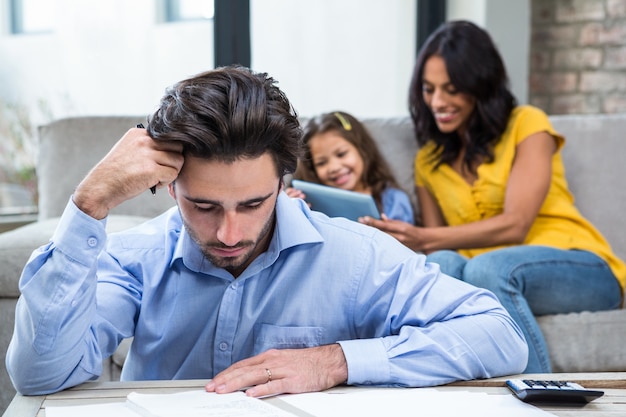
[7, 193, 527, 395]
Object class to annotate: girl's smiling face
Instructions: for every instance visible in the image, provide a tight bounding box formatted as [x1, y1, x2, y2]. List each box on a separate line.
[309, 130, 367, 193]
[422, 54, 476, 137]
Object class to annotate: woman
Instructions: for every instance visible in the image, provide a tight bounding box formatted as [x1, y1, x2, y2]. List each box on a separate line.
[361, 20, 625, 372]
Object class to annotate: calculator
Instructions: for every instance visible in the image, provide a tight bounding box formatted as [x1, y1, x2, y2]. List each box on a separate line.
[506, 379, 604, 403]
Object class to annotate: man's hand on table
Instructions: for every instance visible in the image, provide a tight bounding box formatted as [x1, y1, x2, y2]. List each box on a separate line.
[205, 343, 348, 397]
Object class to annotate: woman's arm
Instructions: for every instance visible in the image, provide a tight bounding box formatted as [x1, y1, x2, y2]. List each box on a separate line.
[416, 184, 446, 227]
[361, 131, 557, 252]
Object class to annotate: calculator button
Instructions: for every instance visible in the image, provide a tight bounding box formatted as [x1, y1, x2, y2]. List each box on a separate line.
[523, 379, 545, 388]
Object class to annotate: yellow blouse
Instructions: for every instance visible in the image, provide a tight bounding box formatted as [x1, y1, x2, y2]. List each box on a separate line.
[415, 105, 626, 289]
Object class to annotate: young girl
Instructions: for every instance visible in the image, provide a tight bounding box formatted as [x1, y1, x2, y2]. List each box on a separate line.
[361, 20, 625, 373]
[288, 111, 415, 224]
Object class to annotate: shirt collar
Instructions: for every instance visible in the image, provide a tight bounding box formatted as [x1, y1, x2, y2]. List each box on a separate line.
[171, 192, 324, 278]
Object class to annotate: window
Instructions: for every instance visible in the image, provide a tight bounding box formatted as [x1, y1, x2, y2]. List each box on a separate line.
[163, 0, 214, 22]
[10, 0, 54, 34]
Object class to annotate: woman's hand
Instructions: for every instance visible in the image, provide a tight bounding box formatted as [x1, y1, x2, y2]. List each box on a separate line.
[359, 215, 424, 252]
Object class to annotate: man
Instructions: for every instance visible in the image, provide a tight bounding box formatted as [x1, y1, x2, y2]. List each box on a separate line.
[7, 66, 527, 397]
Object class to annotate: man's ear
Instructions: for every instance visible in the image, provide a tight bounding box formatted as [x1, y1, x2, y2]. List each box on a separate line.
[168, 182, 176, 200]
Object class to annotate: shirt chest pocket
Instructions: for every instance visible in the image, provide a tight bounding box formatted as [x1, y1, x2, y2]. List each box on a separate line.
[253, 323, 324, 354]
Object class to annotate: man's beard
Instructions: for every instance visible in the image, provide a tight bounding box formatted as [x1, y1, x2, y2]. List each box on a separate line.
[183, 209, 276, 276]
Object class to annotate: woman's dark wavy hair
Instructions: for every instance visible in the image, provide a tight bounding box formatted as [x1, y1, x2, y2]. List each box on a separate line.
[409, 20, 517, 169]
[147, 65, 303, 177]
[294, 111, 400, 211]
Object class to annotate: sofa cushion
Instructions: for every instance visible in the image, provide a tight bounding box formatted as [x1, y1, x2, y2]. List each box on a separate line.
[552, 114, 626, 264]
[361, 116, 419, 217]
[537, 309, 626, 372]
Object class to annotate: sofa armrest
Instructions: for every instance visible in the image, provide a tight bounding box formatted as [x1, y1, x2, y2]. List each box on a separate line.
[0, 215, 151, 297]
[0, 218, 62, 297]
[0, 215, 150, 407]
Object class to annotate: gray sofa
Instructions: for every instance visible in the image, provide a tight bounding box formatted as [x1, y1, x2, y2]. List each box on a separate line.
[1, 114, 625, 412]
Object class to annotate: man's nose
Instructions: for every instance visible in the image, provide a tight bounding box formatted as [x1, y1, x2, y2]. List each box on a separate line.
[216, 211, 242, 247]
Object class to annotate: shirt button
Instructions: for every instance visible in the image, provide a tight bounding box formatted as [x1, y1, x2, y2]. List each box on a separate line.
[219, 342, 229, 351]
[87, 237, 98, 247]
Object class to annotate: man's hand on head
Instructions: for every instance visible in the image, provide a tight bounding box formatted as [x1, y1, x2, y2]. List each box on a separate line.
[73, 126, 184, 219]
[205, 343, 348, 397]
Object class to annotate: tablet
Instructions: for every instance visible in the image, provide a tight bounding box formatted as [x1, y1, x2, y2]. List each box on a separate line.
[291, 180, 380, 221]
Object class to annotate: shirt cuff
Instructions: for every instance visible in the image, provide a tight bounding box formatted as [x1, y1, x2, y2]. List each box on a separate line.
[51, 197, 108, 265]
[338, 338, 390, 385]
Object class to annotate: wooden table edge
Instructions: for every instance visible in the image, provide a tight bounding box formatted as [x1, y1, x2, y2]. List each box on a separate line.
[448, 372, 626, 389]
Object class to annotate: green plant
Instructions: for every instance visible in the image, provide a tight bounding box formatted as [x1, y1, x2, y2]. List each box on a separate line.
[0, 99, 51, 205]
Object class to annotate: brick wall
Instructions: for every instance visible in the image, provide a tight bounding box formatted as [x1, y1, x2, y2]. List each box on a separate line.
[529, 0, 626, 114]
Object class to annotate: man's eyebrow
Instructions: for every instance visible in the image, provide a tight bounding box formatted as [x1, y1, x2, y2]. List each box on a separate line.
[184, 191, 276, 206]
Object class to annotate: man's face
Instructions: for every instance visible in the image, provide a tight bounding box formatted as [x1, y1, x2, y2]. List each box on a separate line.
[169, 153, 282, 277]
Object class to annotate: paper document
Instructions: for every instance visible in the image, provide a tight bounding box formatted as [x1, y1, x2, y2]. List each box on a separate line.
[279, 387, 558, 417]
[127, 390, 296, 416]
[46, 402, 140, 417]
[46, 390, 296, 417]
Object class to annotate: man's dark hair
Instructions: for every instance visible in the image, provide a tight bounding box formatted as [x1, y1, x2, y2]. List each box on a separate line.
[147, 65, 303, 177]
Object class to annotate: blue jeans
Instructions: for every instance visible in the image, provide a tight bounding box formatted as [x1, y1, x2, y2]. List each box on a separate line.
[426, 246, 622, 373]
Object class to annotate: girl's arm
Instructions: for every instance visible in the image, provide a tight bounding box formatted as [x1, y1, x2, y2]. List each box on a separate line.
[361, 131, 557, 253]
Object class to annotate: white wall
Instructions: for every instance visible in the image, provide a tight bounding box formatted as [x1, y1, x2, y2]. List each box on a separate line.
[0, 0, 416, 122]
[0, 0, 214, 122]
[447, 0, 530, 103]
[250, 0, 417, 119]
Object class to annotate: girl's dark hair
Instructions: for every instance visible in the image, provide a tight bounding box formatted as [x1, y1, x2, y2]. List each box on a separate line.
[147, 65, 303, 177]
[295, 111, 400, 211]
[409, 20, 517, 169]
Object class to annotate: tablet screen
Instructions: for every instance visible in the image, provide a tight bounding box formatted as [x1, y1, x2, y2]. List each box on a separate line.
[291, 180, 381, 221]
